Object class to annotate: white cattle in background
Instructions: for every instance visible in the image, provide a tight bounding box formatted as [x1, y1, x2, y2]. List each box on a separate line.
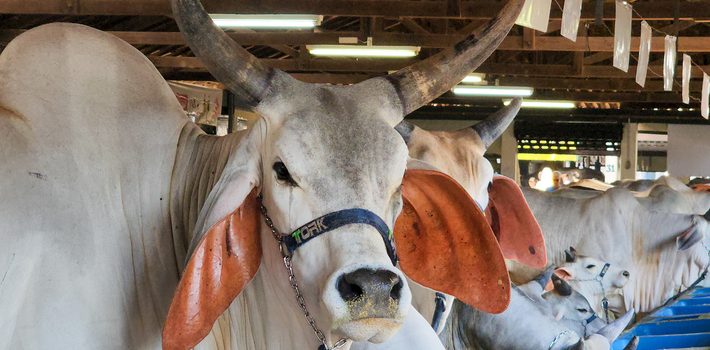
[573, 176, 710, 217]
[522, 187, 708, 314]
[555, 247, 631, 320]
[0, 0, 528, 348]
[397, 121, 709, 316]
[440, 271, 635, 350]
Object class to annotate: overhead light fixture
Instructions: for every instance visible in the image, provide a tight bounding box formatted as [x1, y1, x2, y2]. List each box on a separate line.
[518, 153, 578, 161]
[461, 73, 486, 84]
[503, 99, 576, 109]
[452, 85, 534, 97]
[210, 14, 322, 29]
[306, 45, 420, 58]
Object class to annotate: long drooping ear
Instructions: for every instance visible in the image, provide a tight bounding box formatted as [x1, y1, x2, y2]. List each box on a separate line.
[395, 168, 511, 313]
[163, 128, 264, 350]
[555, 267, 574, 280]
[486, 175, 547, 269]
[163, 189, 261, 350]
[545, 267, 575, 291]
[676, 223, 702, 251]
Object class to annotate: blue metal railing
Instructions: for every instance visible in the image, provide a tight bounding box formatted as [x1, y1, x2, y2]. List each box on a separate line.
[613, 288, 710, 350]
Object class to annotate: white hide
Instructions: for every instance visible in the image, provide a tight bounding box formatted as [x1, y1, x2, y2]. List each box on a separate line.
[558, 255, 630, 318]
[521, 187, 710, 313]
[350, 306, 445, 350]
[0, 24, 185, 349]
[0, 23, 442, 350]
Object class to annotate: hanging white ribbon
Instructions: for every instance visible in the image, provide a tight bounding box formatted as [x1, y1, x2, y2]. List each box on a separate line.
[682, 54, 692, 104]
[561, 0, 583, 41]
[635, 21, 652, 87]
[516, 0, 552, 32]
[613, 1, 632, 72]
[664, 35, 677, 91]
[702, 73, 709, 119]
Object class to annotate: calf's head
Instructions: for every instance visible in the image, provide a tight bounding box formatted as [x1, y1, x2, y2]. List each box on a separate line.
[560, 247, 630, 289]
[162, 0, 525, 348]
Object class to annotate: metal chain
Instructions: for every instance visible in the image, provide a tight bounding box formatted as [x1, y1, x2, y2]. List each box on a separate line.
[547, 330, 572, 350]
[258, 195, 348, 350]
[570, 277, 609, 323]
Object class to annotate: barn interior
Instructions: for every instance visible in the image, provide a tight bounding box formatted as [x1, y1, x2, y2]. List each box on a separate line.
[3, 0, 708, 185]
[1, 1, 710, 349]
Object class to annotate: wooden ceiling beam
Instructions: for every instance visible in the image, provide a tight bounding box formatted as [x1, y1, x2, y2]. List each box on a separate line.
[146, 55, 710, 80]
[496, 77, 705, 92]
[4, 29, 710, 53]
[3, 0, 710, 20]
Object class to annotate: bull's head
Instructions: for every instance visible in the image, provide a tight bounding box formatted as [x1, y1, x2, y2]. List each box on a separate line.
[396, 101, 547, 269]
[162, 0, 525, 348]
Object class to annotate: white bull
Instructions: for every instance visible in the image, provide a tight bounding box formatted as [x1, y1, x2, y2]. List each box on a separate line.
[396, 99, 548, 333]
[580, 176, 710, 216]
[0, 0, 527, 348]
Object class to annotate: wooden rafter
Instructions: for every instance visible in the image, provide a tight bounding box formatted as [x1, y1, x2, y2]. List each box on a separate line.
[2, 0, 710, 20]
[2, 29, 710, 53]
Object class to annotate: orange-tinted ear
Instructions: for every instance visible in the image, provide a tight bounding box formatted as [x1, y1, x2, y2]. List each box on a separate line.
[163, 189, 261, 350]
[692, 184, 710, 193]
[555, 267, 574, 280]
[395, 169, 511, 313]
[487, 175, 547, 269]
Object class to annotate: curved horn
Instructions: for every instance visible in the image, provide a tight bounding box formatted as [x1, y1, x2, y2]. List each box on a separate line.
[473, 98, 522, 148]
[171, 0, 294, 107]
[356, 0, 525, 120]
[395, 121, 416, 144]
[533, 265, 555, 289]
[595, 308, 635, 343]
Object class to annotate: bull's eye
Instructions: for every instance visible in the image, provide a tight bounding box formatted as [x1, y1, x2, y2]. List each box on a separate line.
[585, 264, 596, 269]
[273, 161, 297, 186]
[576, 308, 588, 313]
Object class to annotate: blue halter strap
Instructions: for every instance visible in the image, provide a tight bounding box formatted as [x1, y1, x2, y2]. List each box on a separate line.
[430, 292, 447, 331]
[281, 208, 398, 265]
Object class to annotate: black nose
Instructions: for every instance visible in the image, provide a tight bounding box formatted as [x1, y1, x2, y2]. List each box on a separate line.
[622, 270, 630, 277]
[337, 268, 403, 302]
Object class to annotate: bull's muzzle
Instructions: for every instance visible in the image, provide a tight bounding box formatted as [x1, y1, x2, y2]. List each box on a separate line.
[337, 268, 403, 319]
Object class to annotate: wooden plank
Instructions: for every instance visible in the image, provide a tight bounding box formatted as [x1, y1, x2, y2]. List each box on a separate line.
[3, 29, 710, 53]
[400, 18, 430, 34]
[147, 56, 710, 79]
[2, 0, 710, 20]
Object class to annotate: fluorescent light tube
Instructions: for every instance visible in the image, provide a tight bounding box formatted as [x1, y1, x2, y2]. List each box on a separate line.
[503, 99, 576, 109]
[452, 86, 534, 97]
[210, 14, 322, 29]
[307, 45, 420, 58]
[461, 73, 485, 84]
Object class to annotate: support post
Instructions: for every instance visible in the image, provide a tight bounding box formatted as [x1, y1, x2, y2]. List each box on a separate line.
[619, 122, 638, 180]
[500, 123, 520, 184]
[226, 91, 235, 134]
